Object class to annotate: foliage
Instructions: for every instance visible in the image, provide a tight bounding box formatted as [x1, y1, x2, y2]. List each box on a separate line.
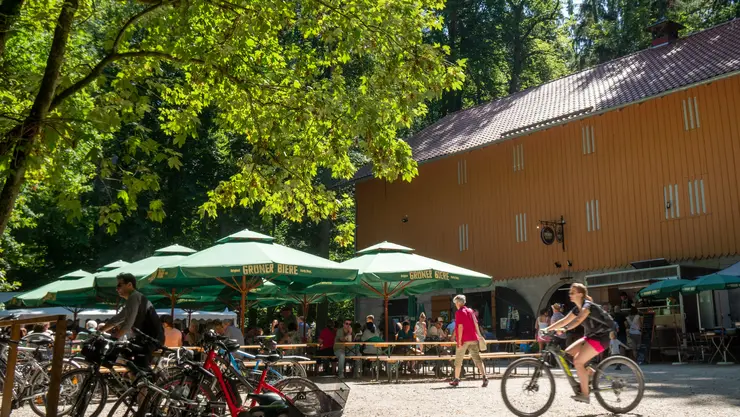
[0, 0, 465, 242]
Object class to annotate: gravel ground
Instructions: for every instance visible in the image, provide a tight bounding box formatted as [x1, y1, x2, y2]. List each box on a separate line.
[8, 364, 740, 416]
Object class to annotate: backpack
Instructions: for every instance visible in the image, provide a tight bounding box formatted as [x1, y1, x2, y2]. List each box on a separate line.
[134, 293, 165, 346]
[586, 302, 616, 335]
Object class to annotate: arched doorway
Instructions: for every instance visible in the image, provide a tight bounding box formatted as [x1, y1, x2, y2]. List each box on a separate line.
[538, 282, 575, 316]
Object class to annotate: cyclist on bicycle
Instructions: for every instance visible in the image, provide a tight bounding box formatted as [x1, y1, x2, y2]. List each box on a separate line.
[101, 272, 164, 367]
[545, 283, 614, 404]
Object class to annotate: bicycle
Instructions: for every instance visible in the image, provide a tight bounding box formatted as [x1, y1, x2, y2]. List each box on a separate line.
[500, 330, 645, 417]
[230, 348, 307, 386]
[106, 333, 218, 417]
[0, 316, 81, 417]
[176, 331, 320, 417]
[59, 330, 173, 417]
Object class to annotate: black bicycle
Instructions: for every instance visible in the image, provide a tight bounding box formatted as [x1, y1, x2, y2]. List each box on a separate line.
[501, 330, 645, 416]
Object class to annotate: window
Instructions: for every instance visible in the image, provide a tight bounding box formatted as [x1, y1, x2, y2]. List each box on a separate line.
[682, 97, 701, 131]
[663, 184, 680, 219]
[585, 200, 600, 232]
[582, 125, 595, 155]
[515, 213, 527, 242]
[458, 224, 469, 251]
[513, 144, 524, 172]
[457, 159, 468, 185]
[687, 178, 707, 216]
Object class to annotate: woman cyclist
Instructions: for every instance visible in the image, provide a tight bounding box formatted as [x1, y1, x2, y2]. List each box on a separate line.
[545, 283, 614, 404]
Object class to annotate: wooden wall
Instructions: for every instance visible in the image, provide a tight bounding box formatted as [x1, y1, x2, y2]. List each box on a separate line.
[355, 75, 740, 281]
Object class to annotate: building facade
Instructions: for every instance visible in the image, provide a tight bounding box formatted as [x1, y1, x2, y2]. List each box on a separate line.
[353, 20, 740, 335]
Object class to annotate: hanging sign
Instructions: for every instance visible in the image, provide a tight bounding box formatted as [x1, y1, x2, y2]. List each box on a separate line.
[541, 225, 556, 245]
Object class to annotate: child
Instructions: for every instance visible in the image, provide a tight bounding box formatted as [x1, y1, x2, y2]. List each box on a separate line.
[609, 331, 630, 370]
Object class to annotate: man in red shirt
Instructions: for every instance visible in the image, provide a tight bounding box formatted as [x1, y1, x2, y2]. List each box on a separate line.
[450, 295, 488, 387]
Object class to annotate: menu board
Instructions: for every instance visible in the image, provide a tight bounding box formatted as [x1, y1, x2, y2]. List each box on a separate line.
[636, 312, 655, 364]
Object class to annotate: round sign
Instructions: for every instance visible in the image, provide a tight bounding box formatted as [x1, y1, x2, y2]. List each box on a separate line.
[540, 225, 555, 245]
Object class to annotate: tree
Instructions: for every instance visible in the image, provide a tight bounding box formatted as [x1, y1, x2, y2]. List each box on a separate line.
[0, 0, 464, 242]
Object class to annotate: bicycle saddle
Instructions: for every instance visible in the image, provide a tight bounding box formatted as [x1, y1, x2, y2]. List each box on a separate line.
[247, 392, 284, 405]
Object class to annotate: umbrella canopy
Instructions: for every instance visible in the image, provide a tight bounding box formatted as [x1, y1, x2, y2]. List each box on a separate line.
[11, 269, 94, 307]
[97, 260, 130, 272]
[149, 228, 358, 333]
[638, 279, 694, 298]
[681, 274, 740, 294]
[94, 244, 197, 316]
[306, 241, 492, 339]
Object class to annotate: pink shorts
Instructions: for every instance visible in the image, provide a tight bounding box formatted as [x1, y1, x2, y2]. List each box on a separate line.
[582, 336, 607, 354]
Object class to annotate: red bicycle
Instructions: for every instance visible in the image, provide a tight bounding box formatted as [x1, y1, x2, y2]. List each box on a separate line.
[197, 331, 321, 417]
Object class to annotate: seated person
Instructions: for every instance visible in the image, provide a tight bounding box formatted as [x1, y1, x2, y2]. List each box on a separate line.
[280, 322, 301, 344]
[427, 317, 447, 341]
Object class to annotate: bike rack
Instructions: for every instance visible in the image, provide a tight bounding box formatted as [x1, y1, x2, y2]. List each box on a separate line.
[0, 314, 68, 417]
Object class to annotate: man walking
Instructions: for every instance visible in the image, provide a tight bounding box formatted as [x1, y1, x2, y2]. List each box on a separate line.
[449, 295, 488, 387]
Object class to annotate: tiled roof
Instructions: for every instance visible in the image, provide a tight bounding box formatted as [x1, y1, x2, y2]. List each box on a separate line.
[355, 19, 740, 181]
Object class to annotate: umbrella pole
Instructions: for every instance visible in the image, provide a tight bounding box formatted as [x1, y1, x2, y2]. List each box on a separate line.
[170, 288, 176, 319]
[302, 296, 309, 342]
[240, 275, 247, 336]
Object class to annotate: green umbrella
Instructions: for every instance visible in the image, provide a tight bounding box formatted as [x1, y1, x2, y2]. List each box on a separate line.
[306, 241, 492, 339]
[11, 269, 94, 307]
[150, 229, 357, 333]
[638, 279, 694, 298]
[681, 274, 740, 293]
[97, 260, 130, 272]
[95, 244, 197, 317]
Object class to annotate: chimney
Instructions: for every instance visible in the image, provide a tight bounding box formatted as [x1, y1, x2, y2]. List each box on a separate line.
[645, 19, 686, 47]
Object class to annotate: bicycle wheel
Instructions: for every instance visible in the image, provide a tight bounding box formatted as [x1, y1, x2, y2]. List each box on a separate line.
[63, 368, 108, 417]
[157, 373, 224, 416]
[278, 362, 307, 379]
[29, 359, 85, 416]
[592, 355, 645, 414]
[500, 358, 556, 417]
[272, 377, 322, 416]
[106, 386, 146, 417]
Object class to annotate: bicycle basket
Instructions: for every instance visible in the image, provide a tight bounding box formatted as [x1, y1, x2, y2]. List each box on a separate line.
[81, 335, 112, 364]
[282, 377, 350, 417]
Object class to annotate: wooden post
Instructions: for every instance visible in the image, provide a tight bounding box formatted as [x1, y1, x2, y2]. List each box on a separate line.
[1, 324, 20, 417]
[45, 317, 67, 417]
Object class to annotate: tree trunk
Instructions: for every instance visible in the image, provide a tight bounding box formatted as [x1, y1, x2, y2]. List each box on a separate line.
[442, 0, 462, 115]
[0, 0, 25, 58]
[508, 4, 524, 95]
[0, 0, 80, 236]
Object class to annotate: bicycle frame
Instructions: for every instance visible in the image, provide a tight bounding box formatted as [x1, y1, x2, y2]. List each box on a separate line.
[228, 350, 283, 381]
[539, 345, 582, 395]
[203, 347, 289, 417]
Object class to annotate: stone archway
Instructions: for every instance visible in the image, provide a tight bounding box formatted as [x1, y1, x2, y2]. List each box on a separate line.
[537, 281, 574, 315]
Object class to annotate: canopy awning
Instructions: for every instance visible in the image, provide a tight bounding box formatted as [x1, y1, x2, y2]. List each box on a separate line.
[585, 265, 680, 288]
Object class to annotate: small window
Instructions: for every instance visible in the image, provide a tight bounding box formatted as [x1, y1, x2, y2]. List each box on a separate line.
[682, 97, 701, 131]
[687, 178, 707, 216]
[457, 159, 468, 185]
[582, 125, 595, 155]
[515, 213, 527, 242]
[513, 144, 524, 172]
[585, 200, 600, 232]
[458, 224, 470, 251]
[663, 184, 680, 219]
